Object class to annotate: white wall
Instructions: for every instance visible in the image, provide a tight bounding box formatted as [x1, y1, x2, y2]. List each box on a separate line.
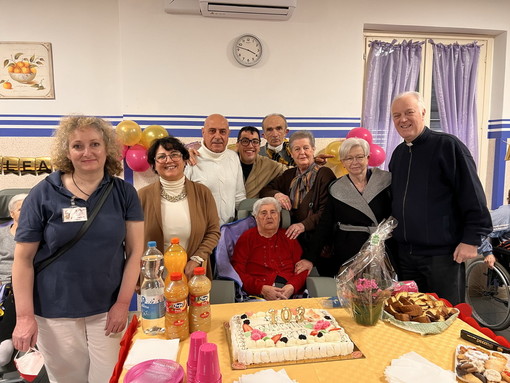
[1, 0, 510, 200]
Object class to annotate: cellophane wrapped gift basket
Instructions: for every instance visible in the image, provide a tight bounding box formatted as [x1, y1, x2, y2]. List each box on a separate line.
[336, 217, 398, 326]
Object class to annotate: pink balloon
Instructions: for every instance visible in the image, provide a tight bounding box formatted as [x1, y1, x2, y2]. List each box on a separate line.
[121, 145, 129, 159]
[346, 127, 373, 144]
[368, 143, 386, 167]
[125, 144, 150, 172]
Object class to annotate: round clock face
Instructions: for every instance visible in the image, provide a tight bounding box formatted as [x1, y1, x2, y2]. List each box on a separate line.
[233, 34, 262, 67]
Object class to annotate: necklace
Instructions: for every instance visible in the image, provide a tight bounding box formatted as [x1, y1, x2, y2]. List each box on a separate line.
[72, 173, 91, 197]
[160, 185, 187, 202]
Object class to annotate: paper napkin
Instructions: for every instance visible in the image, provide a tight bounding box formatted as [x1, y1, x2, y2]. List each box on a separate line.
[234, 368, 297, 383]
[124, 338, 180, 369]
[385, 351, 456, 383]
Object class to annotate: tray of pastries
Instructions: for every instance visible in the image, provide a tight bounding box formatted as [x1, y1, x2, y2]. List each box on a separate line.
[382, 292, 459, 335]
[455, 344, 510, 382]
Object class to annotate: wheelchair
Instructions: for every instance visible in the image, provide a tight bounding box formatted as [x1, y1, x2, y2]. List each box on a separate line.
[465, 239, 510, 330]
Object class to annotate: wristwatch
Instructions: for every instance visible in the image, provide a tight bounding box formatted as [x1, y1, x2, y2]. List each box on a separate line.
[190, 255, 204, 265]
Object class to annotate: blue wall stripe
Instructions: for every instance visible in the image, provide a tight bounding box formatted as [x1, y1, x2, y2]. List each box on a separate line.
[493, 138, 508, 209]
[0, 114, 362, 138]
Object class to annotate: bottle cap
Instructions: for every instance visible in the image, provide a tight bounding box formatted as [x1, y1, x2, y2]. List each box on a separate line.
[170, 272, 183, 281]
[171, 237, 180, 244]
[193, 267, 206, 275]
[147, 241, 157, 247]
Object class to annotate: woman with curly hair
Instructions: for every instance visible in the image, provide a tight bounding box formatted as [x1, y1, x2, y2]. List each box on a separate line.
[12, 116, 144, 383]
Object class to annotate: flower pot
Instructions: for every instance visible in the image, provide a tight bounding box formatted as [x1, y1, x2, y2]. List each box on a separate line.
[351, 300, 384, 326]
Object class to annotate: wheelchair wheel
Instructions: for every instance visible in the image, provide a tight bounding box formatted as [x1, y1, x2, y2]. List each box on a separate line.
[465, 259, 510, 330]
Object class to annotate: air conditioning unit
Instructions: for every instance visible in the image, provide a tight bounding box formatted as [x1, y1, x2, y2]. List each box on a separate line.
[164, 0, 297, 20]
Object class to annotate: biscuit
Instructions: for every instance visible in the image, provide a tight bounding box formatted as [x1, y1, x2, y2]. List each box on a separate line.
[485, 357, 506, 373]
[462, 372, 485, 383]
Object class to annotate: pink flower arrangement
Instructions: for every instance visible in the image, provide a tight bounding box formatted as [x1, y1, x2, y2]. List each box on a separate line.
[347, 277, 392, 326]
[356, 278, 379, 292]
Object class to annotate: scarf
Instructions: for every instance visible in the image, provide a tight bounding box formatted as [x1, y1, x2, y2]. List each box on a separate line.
[289, 162, 320, 209]
[266, 140, 293, 165]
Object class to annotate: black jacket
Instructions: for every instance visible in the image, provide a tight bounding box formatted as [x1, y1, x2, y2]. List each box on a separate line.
[389, 127, 492, 255]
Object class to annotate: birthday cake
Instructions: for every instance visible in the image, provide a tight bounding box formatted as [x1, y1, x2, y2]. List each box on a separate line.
[229, 308, 355, 366]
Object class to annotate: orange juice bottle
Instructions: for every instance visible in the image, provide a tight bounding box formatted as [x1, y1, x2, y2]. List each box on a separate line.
[164, 237, 188, 284]
[165, 272, 189, 341]
[188, 267, 212, 333]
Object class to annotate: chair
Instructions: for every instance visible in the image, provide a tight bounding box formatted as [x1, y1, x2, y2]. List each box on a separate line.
[213, 198, 336, 301]
[210, 280, 236, 305]
[237, 198, 291, 228]
[306, 272, 337, 298]
[213, 216, 257, 302]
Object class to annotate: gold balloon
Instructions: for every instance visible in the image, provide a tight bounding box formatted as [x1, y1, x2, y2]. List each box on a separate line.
[36, 157, 53, 175]
[140, 125, 169, 148]
[325, 140, 343, 165]
[2, 156, 19, 175]
[19, 157, 36, 175]
[333, 162, 348, 178]
[116, 120, 142, 146]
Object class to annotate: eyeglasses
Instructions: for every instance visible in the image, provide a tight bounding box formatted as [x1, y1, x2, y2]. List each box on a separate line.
[238, 138, 261, 147]
[343, 155, 366, 163]
[155, 152, 183, 163]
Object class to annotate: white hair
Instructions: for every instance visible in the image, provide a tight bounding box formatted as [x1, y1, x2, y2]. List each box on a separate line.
[252, 197, 282, 216]
[339, 137, 370, 160]
[8, 193, 28, 212]
[392, 91, 426, 112]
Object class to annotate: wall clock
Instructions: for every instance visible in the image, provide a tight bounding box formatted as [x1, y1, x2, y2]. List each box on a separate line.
[233, 34, 262, 67]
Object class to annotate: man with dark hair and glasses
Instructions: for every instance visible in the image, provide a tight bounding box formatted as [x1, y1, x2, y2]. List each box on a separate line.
[236, 126, 287, 198]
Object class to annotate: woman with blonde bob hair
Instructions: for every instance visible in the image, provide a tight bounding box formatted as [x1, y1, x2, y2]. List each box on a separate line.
[12, 115, 144, 382]
[304, 137, 393, 277]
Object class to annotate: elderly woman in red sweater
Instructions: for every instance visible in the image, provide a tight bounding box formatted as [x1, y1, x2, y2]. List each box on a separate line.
[231, 197, 308, 300]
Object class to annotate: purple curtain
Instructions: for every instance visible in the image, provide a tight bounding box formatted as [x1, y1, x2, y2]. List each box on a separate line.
[431, 40, 480, 161]
[362, 40, 423, 169]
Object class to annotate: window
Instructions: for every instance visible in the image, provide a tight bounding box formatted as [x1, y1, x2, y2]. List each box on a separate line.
[363, 31, 493, 177]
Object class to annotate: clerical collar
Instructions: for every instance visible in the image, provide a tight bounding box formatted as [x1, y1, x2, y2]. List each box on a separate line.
[267, 143, 284, 152]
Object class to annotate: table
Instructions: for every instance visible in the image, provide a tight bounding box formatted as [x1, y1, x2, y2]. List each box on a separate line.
[119, 298, 492, 382]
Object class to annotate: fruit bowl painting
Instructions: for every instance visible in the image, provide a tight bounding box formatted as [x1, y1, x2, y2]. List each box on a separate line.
[0, 42, 54, 99]
[9, 72, 37, 84]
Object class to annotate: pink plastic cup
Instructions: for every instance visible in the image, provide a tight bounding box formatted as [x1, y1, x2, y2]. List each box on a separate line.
[196, 343, 222, 383]
[187, 331, 207, 383]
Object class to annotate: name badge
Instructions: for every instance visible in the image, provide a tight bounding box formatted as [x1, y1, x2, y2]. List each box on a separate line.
[62, 207, 88, 222]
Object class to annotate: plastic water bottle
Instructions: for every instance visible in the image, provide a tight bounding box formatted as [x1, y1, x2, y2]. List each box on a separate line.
[164, 237, 188, 284]
[165, 272, 189, 341]
[188, 267, 212, 333]
[141, 241, 166, 335]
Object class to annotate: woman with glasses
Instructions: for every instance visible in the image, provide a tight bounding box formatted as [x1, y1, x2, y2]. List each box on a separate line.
[260, 131, 336, 275]
[305, 137, 392, 277]
[138, 136, 220, 280]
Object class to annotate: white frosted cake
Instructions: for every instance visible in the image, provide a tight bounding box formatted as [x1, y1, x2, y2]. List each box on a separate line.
[229, 308, 355, 366]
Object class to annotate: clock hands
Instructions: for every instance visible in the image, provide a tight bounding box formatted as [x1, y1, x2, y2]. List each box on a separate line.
[236, 45, 257, 55]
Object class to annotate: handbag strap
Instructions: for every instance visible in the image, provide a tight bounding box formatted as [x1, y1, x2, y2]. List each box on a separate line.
[34, 178, 115, 274]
